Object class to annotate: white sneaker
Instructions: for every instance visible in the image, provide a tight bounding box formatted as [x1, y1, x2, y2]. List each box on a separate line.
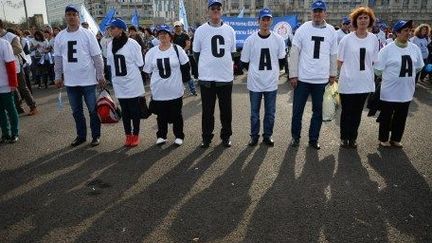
[174, 138, 183, 146]
[156, 138, 166, 145]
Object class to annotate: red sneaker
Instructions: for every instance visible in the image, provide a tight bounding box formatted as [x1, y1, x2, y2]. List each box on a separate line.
[130, 135, 140, 147]
[124, 135, 132, 147]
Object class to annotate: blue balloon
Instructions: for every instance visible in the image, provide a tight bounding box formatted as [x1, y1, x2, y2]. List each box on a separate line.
[425, 64, 432, 74]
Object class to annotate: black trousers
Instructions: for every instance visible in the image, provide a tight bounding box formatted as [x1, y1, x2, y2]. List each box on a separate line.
[152, 97, 184, 139]
[200, 82, 232, 142]
[379, 100, 410, 142]
[118, 97, 141, 135]
[340, 93, 369, 140]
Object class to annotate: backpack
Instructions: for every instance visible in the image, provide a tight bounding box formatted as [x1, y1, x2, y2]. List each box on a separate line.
[96, 89, 121, 123]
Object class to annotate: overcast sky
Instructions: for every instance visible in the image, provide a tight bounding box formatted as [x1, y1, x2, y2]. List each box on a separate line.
[1, 0, 47, 24]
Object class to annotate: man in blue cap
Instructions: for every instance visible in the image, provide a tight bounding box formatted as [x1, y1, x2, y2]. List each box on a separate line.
[193, 0, 237, 148]
[240, 8, 286, 146]
[288, 0, 338, 150]
[54, 4, 106, 147]
[336, 16, 351, 44]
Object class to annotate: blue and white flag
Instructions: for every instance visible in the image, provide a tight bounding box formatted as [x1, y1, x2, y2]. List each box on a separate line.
[131, 8, 139, 27]
[179, 0, 189, 31]
[80, 4, 100, 35]
[237, 7, 245, 18]
[99, 7, 116, 34]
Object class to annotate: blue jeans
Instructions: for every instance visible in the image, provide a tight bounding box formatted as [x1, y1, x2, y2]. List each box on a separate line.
[250, 90, 277, 139]
[291, 81, 326, 142]
[66, 85, 101, 140]
[187, 79, 196, 94]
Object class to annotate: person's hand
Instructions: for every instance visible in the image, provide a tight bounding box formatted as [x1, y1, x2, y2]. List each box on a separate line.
[55, 79, 64, 88]
[97, 78, 106, 88]
[329, 76, 336, 85]
[290, 77, 298, 89]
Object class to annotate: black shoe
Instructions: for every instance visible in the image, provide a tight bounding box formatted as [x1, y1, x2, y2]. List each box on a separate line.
[17, 107, 26, 114]
[200, 140, 210, 148]
[71, 137, 86, 147]
[222, 139, 232, 147]
[90, 137, 100, 147]
[8, 135, 18, 143]
[340, 139, 349, 148]
[291, 139, 300, 147]
[248, 137, 259, 146]
[309, 141, 321, 150]
[263, 137, 274, 147]
[0, 136, 10, 143]
[349, 140, 358, 149]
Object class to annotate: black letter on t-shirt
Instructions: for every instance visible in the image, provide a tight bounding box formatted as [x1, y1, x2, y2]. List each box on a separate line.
[211, 35, 225, 58]
[67, 41, 78, 63]
[259, 48, 272, 70]
[157, 58, 171, 78]
[399, 55, 413, 77]
[360, 48, 366, 71]
[311, 36, 324, 59]
[114, 54, 127, 76]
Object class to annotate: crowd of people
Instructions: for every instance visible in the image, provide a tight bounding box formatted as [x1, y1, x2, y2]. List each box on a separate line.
[0, 0, 431, 151]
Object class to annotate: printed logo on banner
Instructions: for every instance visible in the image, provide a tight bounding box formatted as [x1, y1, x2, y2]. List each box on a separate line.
[273, 21, 292, 41]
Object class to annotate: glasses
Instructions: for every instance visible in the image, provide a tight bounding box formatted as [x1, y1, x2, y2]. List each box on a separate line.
[210, 6, 221, 11]
[343, 23, 350, 25]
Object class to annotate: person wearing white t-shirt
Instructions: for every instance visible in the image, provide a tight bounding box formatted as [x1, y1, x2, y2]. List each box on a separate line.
[193, 0, 236, 148]
[374, 20, 424, 148]
[144, 25, 190, 146]
[337, 7, 379, 149]
[240, 8, 286, 147]
[54, 5, 105, 147]
[336, 16, 350, 44]
[288, 0, 338, 149]
[107, 18, 145, 147]
[0, 39, 19, 143]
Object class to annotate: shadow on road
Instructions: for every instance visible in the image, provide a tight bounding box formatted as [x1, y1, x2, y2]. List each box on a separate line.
[368, 149, 432, 242]
[169, 145, 267, 242]
[76, 146, 223, 242]
[0, 144, 176, 242]
[245, 146, 335, 242]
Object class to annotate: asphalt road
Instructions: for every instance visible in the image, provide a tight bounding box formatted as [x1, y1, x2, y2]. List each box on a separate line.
[1, 75, 432, 242]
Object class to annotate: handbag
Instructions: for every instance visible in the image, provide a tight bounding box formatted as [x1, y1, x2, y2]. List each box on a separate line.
[139, 96, 151, 119]
[173, 44, 191, 83]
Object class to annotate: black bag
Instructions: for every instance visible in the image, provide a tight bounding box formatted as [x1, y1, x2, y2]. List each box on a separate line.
[139, 96, 151, 119]
[173, 44, 191, 83]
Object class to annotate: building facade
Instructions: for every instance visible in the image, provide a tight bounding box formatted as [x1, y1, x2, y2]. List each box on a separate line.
[46, 0, 153, 26]
[223, 0, 432, 27]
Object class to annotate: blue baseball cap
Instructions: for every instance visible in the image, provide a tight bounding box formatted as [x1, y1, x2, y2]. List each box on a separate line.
[208, 0, 222, 8]
[157, 24, 172, 35]
[393, 20, 413, 33]
[65, 4, 79, 13]
[311, 0, 327, 11]
[259, 8, 272, 19]
[110, 18, 127, 31]
[342, 16, 350, 25]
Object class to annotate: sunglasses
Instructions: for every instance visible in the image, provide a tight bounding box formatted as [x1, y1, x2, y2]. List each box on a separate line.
[343, 23, 350, 25]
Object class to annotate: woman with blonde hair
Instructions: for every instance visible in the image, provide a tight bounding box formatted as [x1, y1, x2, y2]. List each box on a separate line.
[411, 24, 431, 82]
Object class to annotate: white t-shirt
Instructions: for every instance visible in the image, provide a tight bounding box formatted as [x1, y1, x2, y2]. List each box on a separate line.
[54, 27, 101, 87]
[292, 21, 338, 84]
[241, 31, 286, 92]
[143, 44, 188, 101]
[107, 38, 145, 99]
[193, 22, 236, 82]
[375, 42, 424, 102]
[0, 39, 16, 93]
[336, 29, 348, 44]
[338, 32, 379, 94]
